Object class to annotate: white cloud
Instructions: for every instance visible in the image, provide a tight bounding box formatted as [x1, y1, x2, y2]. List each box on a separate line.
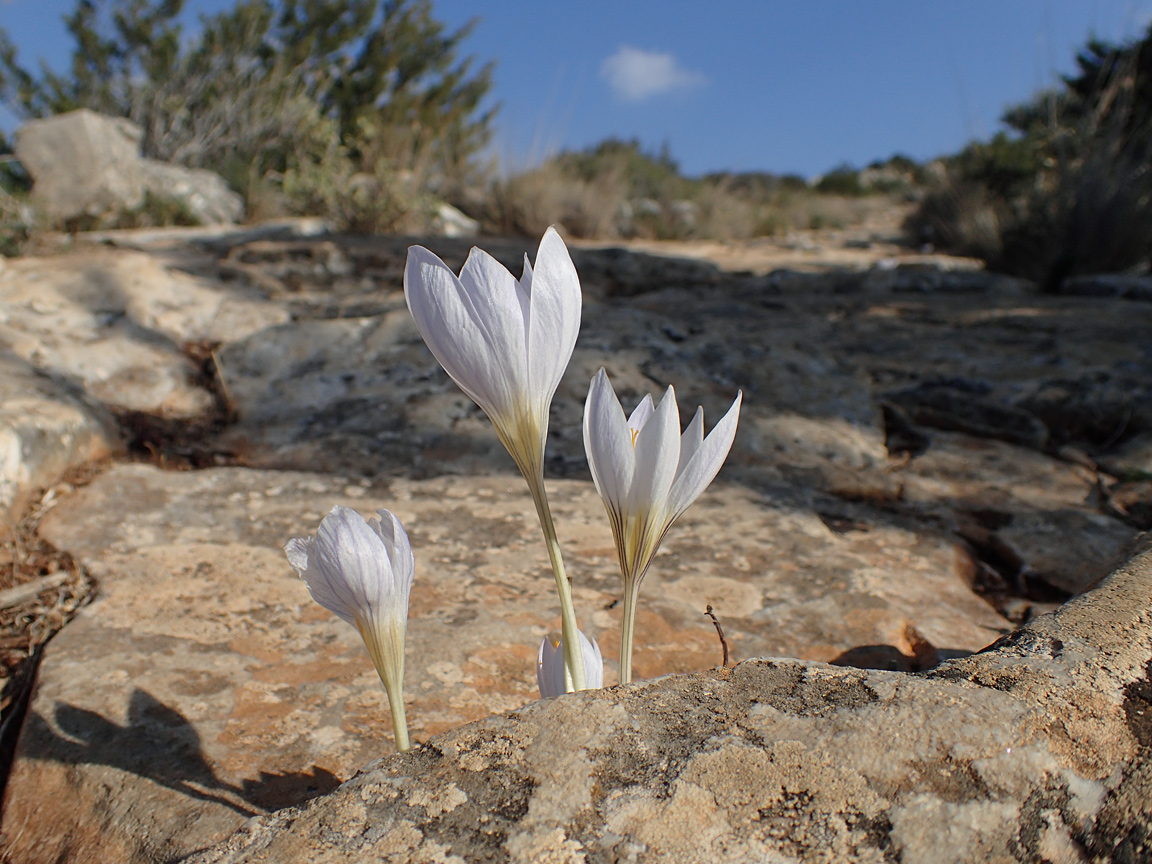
[600, 45, 706, 102]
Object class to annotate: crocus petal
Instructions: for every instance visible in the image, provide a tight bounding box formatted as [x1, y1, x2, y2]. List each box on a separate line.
[458, 246, 531, 362]
[627, 385, 681, 516]
[676, 407, 705, 479]
[285, 505, 392, 628]
[667, 391, 743, 521]
[583, 368, 635, 510]
[368, 509, 415, 617]
[581, 633, 605, 688]
[404, 246, 525, 419]
[526, 227, 582, 403]
[537, 630, 603, 698]
[536, 637, 566, 698]
[627, 393, 655, 434]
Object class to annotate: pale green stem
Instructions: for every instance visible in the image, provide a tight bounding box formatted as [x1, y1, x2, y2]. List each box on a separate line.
[358, 618, 411, 752]
[385, 681, 411, 753]
[618, 579, 642, 685]
[527, 474, 587, 692]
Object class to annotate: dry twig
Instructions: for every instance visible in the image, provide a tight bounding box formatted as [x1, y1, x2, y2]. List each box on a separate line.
[705, 605, 731, 668]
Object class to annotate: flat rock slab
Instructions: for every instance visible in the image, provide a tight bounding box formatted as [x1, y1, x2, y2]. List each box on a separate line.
[183, 535, 1152, 863]
[3, 461, 1008, 863]
[0, 349, 115, 523]
[0, 247, 285, 418]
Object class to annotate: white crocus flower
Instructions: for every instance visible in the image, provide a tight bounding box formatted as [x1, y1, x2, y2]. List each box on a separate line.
[583, 368, 742, 684]
[404, 227, 580, 486]
[404, 228, 590, 692]
[285, 506, 415, 752]
[537, 630, 604, 699]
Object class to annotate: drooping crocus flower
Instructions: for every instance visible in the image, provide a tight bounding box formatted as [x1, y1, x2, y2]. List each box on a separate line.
[404, 228, 590, 691]
[537, 630, 604, 699]
[285, 506, 415, 752]
[583, 368, 742, 684]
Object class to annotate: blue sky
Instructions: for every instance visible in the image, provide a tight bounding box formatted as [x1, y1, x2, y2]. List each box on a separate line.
[1, 0, 1150, 177]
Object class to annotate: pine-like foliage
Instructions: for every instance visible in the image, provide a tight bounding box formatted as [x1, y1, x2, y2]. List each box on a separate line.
[0, 0, 495, 230]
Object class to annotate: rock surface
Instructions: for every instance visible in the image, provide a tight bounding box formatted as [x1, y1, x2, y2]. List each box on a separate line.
[1, 461, 1008, 864]
[0, 227, 1149, 862]
[0, 349, 115, 523]
[0, 244, 288, 516]
[137, 159, 245, 226]
[185, 533, 1152, 864]
[14, 109, 243, 226]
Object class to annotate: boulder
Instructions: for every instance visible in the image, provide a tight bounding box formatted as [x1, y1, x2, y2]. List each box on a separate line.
[138, 159, 244, 226]
[184, 534, 1152, 863]
[14, 109, 145, 222]
[0, 247, 287, 420]
[430, 203, 480, 238]
[13, 109, 243, 226]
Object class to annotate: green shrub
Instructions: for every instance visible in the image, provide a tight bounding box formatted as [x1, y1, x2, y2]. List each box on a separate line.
[0, 0, 495, 232]
[906, 26, 1152, 284]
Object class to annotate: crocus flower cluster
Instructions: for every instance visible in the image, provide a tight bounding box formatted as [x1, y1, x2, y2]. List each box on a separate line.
[285, 228, 740, 751]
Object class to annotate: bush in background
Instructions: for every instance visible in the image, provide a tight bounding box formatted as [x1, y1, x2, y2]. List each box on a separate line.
[483, 138, 909, 242]
[0, 0, 495, 233]
[907, 27, 1152, 286]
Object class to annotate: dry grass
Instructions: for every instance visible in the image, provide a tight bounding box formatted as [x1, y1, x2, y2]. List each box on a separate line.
[480, 158, 898, 242]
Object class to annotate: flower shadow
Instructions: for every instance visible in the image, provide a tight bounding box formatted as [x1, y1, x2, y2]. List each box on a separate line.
[10, 688, 341, 820]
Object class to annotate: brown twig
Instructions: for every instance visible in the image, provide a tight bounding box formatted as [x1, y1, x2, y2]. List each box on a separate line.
[705, 605, 730, 667]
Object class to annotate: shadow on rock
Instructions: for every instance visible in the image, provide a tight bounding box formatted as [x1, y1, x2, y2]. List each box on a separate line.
[12, 688, 340, 820]
[831, 623, 974, 673]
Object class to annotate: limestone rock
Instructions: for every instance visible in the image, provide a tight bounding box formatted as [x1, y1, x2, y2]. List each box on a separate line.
[13, 109, 242, 226]
[1, 462, 1009, 863]
[2, 232, 1151, 863]
[0, 350, 116, 523]
[138, 159, 244, 226]
[1060, 273, 1152, 302]
[185, 534, 1152, 864]
[431, 202, 480, 238]
[0, 247, 287, 419]
[14, 109, 145, 222]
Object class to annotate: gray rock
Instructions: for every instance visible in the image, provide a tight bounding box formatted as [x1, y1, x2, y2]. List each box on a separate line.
[1060, 273, 1152, 302]
[2, 231, 1151, 862]
[184, 534, 1152, 864]
[0, 349, 116, 523]
[14, 109, 242, 227]
[15, 109, 145, 223]
[138, 159, 244, 226]
[431, 202, 480, 238]
[0, 246, 287, 419]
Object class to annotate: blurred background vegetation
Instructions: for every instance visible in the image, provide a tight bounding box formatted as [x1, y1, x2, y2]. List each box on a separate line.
[0, 0, 1149, 290]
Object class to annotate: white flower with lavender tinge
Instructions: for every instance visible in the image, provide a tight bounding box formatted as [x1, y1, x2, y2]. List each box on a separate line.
[404, 226, 581, 485]
[537, 630, 604, 699]
[583, 368, 742, 683]
[404, 228, 591, 692]
[285, 505, 415, 752]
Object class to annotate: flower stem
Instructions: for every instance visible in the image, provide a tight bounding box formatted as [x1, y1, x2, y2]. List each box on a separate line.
[619, 580, 641, 685]
[528, 474, 587, 692]
[358, 618, 411, 752]
[385, 682, 410, 753]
